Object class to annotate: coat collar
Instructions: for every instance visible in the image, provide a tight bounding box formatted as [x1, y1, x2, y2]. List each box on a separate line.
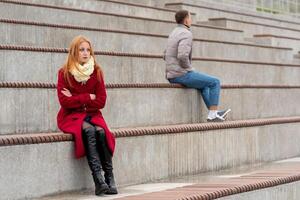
[177, 24, 191, 31]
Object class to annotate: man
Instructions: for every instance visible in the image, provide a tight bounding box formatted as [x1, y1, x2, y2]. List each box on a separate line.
[164, 10, 231, 122]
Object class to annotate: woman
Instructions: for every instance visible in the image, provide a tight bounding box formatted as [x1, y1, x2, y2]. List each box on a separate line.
[56, 35, 117, 196]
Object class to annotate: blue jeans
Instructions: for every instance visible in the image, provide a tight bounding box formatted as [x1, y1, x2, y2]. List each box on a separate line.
[169, 71, 220, 108]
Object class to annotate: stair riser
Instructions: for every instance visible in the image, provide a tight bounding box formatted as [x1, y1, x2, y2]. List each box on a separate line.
[166, 2, 300, 30]
[1, 23, 292, 62]
[1, 88, 300, 134]
[30, 0, 175, 20]
[253, 37, 300, 55]
[1, 51, 300, 85]
[0, 2, 244, 41]
[1, 123, 300, 199]
[209, 19, 300, 39]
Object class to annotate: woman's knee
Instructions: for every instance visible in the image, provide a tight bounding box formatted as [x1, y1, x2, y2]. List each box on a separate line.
[95, 126, 106, 141]
[82, 121, 94, 130]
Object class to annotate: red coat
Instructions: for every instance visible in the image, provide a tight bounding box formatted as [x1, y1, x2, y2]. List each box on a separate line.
[56, 69, 115, 158]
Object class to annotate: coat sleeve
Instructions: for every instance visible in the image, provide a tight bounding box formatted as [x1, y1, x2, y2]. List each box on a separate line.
[177, 32, 193, 69]
[57, 70, 91, 109]
[87, 77, 107, 109]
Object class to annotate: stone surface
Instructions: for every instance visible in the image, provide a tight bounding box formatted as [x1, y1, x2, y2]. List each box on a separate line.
[1, 51, 300, 85]
[1, 128, 300, 199]
[0, 1, 244, 41]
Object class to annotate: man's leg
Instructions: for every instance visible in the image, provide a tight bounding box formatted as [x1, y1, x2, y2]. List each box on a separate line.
[169, 71, 220, 108]
[169, 71, 230, 121]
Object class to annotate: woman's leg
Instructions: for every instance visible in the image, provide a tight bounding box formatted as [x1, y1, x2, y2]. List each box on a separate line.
[95, 126, 118, 194]
[82, 121, 108, 195]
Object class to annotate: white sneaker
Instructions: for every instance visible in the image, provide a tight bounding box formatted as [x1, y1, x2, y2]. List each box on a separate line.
[217, 109, 231, 120]
[207, 114, 225, 122]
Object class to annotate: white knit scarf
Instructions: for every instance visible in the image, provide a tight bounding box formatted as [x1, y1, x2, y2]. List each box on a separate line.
[70, 57, 95, 83]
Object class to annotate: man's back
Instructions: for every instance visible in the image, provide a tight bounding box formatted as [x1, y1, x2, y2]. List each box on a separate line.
[164, 24, 194, 79]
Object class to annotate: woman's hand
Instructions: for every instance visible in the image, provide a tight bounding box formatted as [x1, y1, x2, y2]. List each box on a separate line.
[90, 94, 96, 100]
[61, 88, 72, 97]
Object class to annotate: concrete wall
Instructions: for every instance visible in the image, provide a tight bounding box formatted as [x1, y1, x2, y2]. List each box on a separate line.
[206, 18, 300, 38]
[164, 0, 300, 29]
[0, 22, 292, 62]
[0, 1, 245, 42]
[1, 87, 300, 134]
[2, 51, 300, 85]
[1, 122, 300, 199]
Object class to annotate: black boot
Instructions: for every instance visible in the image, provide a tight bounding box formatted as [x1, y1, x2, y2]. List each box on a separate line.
[82, 126, 109, 196]
[96, 129, 118, 195]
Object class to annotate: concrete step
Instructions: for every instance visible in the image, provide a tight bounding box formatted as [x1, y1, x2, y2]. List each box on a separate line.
[204, 17, 300, 39]
[248, 34, 300, 55]
[1, 82, 300, 134]
[29, 0, 177, 21]
[1, 47, 300, 85]
[110, 0, 162, 7]
[1, 117, 300, 199]
[112, 158, 300, 200]
[164, 0, 300, 31]
[0, 20, 294, 63]
[0, 0, 245, 42]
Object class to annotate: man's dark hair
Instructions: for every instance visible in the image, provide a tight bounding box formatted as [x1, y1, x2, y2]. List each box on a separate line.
[175, 10, 189, 24]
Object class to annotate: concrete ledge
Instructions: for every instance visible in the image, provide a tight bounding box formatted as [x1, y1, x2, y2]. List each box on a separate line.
[29, 0, 177, 21]
[254, 34, 300, 41]
[219, 181, 300, 200]
[1, 116, 300, 145]
[117, 169, 300, 200]
[164, 0, 300, 30]
[250, 34, 300, 54]
[0, 0, 245, 44]
[0, 18, 290, 50]
[0, 19, 293, 63]
[206, 17, 300, 39]
[1, 46, 300, 85]
[0, 44, 297, 65]
[209, 17, 300, 33]
[1, 119, 300, 199]
[1, 82, 300, 133]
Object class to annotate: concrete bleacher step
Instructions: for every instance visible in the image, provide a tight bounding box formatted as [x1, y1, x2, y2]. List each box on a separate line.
[30, 0, 177, 21]
[246, 34, 300, 55]
[0, 19, 294, 63]
[1, 117, 300, 199]
[22, 158, 300, 199]
[163, 0, 300, 31]
[202, 17, 300, 39]
[1, 46, 300, 85]
[0, 0, 245, 42]
[112, 158, 300, 200]
[1, 82, 300, 134]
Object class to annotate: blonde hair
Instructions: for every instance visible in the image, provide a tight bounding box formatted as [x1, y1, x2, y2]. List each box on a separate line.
[62, 35, 103, 87]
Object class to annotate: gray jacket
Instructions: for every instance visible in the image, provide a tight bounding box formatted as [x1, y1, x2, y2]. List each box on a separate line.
[164, 24, 194, 79]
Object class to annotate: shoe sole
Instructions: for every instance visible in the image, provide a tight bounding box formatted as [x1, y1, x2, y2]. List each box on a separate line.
[105, 191, 118, 195]
[206, 119, 225, 122]
[219, 109, 231, 119]
[95, 186, 109, 196]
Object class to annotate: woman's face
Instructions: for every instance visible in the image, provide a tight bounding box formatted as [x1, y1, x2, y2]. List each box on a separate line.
[78, 41, 91, 65]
